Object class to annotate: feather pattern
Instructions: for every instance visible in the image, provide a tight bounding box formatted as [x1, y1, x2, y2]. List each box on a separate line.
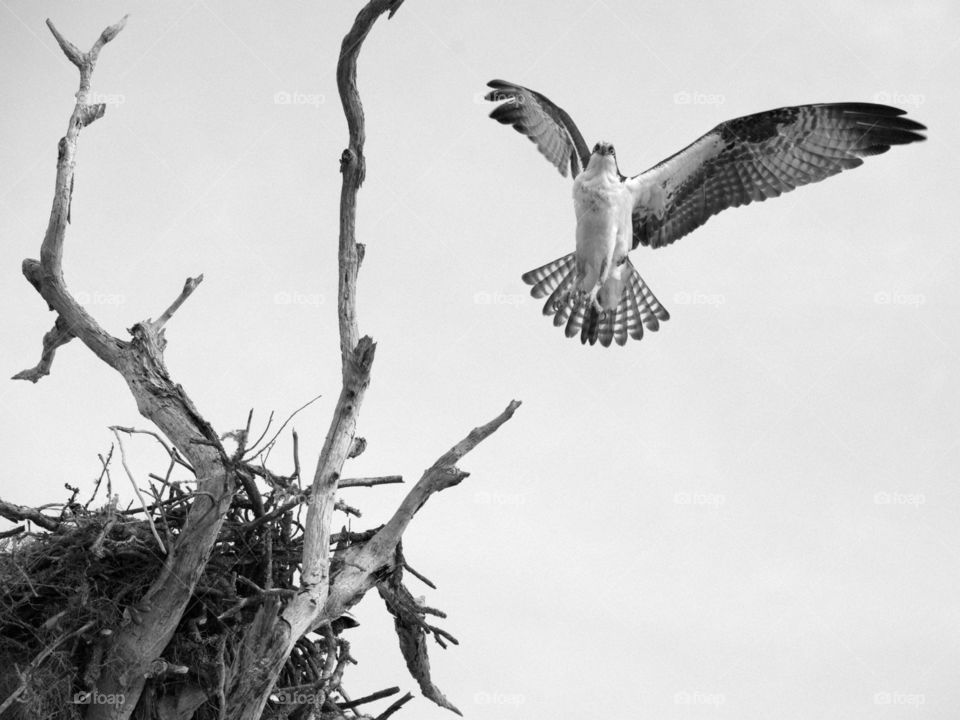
[485, 80, 591, 178]
[521, 253, 576, 299]
[522, 255, 667, 346]
[629, 103, 926, 249]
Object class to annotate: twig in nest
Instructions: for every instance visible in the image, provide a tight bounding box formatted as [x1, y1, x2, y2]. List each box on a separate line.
[427, 624, 458, 650]
[245, 410, 275, 457]
[320, 624, 338, 681]
[0, 620, 95, 714]
[244, 394, 322, 461]
[327, 638, 355, 694]
[64, 482, 80, 510]
[110, 427, 166, 554]
[335, 499, 361, 518]
[12, 562, 38, 598]
[85, 444, 114, 509]
[339, 475, 403, 488]
[216, 633, 228, 720]
[263, 527, 273, 590]
[338, 686, 400, 710]
[90, 511, 118, 558]
[145, 659, 189, 678]
[238, 407, 255, 457]
[402, 559, 436, 589]
[215, 587, 294, 623]
[112, 425, 194, 473]
[291, 429, 301, 487]
[236, 466, 264, 518]
[375, 691, 414, 720]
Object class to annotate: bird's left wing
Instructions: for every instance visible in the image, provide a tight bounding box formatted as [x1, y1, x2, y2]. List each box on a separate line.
[485, 79, 591, 178]
[627, 103, 926, 249]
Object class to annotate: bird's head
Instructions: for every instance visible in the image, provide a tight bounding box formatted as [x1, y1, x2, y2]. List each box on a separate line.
[589, 141, 620, 176]
[592, 141, 616, 158]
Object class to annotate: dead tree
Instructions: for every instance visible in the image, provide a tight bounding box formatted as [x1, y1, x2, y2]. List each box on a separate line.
[1, 2, 519, 718]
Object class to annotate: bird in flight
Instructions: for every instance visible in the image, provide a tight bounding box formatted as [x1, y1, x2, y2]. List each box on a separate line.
[484, 79, 926, 347]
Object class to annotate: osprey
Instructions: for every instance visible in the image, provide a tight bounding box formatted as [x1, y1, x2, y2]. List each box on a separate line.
[485, 79, 926, 347]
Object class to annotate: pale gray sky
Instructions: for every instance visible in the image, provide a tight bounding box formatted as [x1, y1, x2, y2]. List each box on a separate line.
[2, 1, 958, 718]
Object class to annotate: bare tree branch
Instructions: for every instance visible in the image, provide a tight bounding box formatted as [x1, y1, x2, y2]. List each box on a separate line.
[220, 3, 403, 715]
[375, 691, 414, 720]
[12, 18, 240, 719]
[379, 564, 461, 716]
[374, 399, 522, 551]
[220, 4, 521, 714]
[0, 498, 60, 531]
[340, 475, 403, 488]
[8, 6, 520, 719]
[11, 314, 74, 382]
[339, 686, 400, 709]
[282, 0, 413, 635]
[285, 0, 413, 634]
[151, 274, 203, 330]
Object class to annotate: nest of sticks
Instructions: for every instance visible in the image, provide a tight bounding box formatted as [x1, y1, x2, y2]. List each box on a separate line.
[0, 424, 422, 720]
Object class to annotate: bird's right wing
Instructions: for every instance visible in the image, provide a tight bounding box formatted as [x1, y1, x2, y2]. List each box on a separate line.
[485, 79, 591, 178]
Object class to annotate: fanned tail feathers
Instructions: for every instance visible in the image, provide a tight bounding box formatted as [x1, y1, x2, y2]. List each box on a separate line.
[520, 255, 669, 347]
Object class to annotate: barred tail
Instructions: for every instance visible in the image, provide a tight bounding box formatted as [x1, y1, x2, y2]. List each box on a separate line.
[521, 253, 577, 299]
[521, 255, 670, 347]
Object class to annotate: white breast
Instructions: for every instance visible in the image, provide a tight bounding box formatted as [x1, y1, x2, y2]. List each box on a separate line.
[573, 167, 624, 219]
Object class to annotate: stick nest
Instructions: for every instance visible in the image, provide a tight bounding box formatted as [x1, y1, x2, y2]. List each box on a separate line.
[0, 458, 384, 720]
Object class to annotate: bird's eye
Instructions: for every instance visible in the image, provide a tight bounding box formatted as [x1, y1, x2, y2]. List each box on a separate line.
[609, 146, 615, 155]
[593, 143, 600, 153]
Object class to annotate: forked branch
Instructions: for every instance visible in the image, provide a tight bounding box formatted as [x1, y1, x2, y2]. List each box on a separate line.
[13, 17, 236, 720]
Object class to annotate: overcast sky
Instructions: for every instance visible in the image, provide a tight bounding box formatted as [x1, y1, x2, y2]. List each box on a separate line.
[2, 1, 958, 718]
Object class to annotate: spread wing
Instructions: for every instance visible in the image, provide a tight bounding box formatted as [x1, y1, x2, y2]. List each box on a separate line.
[628, 103, 926, 249]
[485, 79, 592, 178]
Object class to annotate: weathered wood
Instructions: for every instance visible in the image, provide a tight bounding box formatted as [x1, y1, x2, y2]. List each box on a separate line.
[10, 5, 520, 718]
[15, 17, 238, 720]
[223, 3, 402, 715]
